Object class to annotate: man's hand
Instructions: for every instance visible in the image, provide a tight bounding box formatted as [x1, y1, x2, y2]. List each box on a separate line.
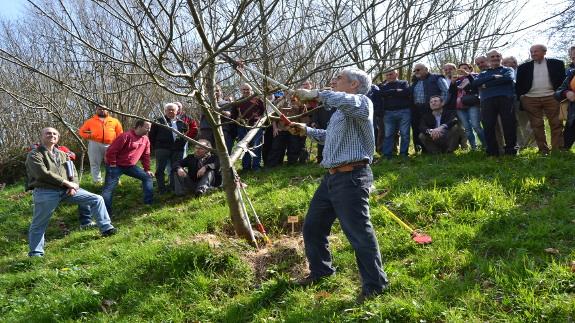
[287, 123, 307, 136]
[146, 171, 155, 177]
[430, 127, 445, 140]
[293, 89, 319, 102]
[566, 91, 575, 102]
[176, 168, 187, 178]
[197, 166, 207, 178]
[66, 188, 77, 196]
[63, 180, 79, 190]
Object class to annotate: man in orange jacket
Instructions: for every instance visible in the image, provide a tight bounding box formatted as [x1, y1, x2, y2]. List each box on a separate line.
[79, 104, 123, 184]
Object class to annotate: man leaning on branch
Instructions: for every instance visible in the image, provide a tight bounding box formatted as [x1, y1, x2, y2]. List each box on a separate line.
[79, 104, 123, 184]
[288, 68, 389, 303]
[26, 127, 117, 257]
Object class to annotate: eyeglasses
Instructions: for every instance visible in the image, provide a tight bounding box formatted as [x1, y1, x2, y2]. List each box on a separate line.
[489, 55, 501, 58]
[413, 68, 421, 72]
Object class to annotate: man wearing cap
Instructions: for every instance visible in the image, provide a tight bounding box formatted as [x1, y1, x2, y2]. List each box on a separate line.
[79, 104, 123, 184]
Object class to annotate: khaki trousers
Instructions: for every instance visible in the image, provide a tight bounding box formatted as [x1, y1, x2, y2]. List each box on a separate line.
[520, 95, 564, 152]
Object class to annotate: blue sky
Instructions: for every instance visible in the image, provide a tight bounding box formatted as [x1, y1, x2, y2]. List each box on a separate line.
[0, 0, 26, 19]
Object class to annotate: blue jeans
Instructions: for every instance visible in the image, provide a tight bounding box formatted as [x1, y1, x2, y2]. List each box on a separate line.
[456, 107, 486, 149]
[237, 126, 262, 170]
[29, 188, 114, 256]
[78, 205, 92, 225]
[102, 165, 153, 215]
[382, 109, 411, 157]
[303, 165, 389, 295]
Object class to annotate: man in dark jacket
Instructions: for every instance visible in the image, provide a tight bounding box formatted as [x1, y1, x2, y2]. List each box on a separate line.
[473, 49, 517, 156]
[410, 63, 449, 152]
[378, 70, 411, 158]
[418, 96, 461, 154]
[173, 139, 221, 196]
[149, 103, 189, 193]
[515, 44, 565, 154]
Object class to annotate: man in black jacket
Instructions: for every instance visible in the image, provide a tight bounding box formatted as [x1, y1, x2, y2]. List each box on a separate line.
[418, 96, 461, 154]
[173, 139, 221, 196]
[149, 103, 189, 193]
[515, 44, 565, 154]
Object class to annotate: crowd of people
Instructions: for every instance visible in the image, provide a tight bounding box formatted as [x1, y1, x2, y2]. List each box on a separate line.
[23, 43, 575, 302]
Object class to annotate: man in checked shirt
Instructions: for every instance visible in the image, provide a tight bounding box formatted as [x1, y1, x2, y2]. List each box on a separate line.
[288, 68, 389, 303]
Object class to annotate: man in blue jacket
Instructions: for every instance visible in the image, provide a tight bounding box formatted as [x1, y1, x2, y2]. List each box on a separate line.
[472, 49, 517, 156]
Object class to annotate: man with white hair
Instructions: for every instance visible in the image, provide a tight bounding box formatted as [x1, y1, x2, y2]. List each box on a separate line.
[516, 44, 566, 154]
[288, 68, 389, 303]
[149, 103, 189, 193]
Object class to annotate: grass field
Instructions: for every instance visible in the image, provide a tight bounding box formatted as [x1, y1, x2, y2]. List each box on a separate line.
[1, 148, 574, 322]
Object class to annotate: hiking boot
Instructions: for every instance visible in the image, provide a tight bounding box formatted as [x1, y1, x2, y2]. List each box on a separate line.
[101, 228, 117, 237]
[291, 274, 333, 287]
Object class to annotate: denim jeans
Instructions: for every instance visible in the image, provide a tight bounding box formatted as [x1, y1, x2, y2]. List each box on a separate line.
[78, 205, 92, 225]
[102, 165, 153, 215]
[303, 165, 389, 295]
[456, 107, 486, 149]
[237, 126, 262, 170]
[382, 109, 411, 157]
[29, 188, 114, 256]
[154, 148, 184, 193]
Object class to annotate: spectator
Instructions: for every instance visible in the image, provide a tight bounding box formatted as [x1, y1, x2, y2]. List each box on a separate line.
[410, 63, 449, 152]
[378, 70, 411, 159]
[149, 103, 189, 194]
[78, 104, 123, 184]
[502, 56, 536, 150]
[442, 63, 458, 111]
[516, 44, 565, 154]
[198, 85, 229, 147]
[310, 77, 337, 163]
[455, 62, 486, 150]
[289, 68, 389, 302]
[102, 120, 154, 216]
[554, 65, 575, 150]
[267, 93, 306, 167]
[418, 96, 461, 154]
[28, 144, 98, 229]
[26, 127, 116, 257]
[368, 83, 384, 152]
[472, 49, 517, 156]
[174, 101, 199, 143]
[230, 83, 266, 171]
[173, 139, 221, 196]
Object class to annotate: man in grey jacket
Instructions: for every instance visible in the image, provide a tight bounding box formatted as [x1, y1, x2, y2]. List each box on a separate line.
[26, 127, 116, 257]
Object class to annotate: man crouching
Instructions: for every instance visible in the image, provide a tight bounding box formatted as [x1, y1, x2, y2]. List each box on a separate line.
[26, 127, 116, 257]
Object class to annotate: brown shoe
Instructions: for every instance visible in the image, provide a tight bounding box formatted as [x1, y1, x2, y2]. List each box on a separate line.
[291, 274, 333, 287]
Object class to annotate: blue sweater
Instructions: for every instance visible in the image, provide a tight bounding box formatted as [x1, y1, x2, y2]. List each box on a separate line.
[378, 80, 411, 111]
[472, 66, 515, 100]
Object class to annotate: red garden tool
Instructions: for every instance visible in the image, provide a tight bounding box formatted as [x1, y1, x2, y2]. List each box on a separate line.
[381, 205, 432, 245]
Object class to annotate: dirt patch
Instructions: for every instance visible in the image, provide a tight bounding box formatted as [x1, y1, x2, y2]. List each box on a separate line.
[243, 235, 308, 283]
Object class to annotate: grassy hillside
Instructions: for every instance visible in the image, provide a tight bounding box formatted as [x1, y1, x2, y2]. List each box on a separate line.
[1, 149, 574, 322]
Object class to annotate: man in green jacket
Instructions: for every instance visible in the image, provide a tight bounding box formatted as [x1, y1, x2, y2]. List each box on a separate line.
[26, 127, 117, 257]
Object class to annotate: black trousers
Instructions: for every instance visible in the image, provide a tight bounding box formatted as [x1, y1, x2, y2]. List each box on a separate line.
[267, 131, 305, 167]
[481, 96, 517, 156]
[411, 103, 431, 150]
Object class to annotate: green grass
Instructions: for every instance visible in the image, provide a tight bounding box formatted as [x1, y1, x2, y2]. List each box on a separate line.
[1, 149, 574, 322]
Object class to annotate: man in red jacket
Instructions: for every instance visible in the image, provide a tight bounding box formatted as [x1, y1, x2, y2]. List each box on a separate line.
[102, 120, 154, 216]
